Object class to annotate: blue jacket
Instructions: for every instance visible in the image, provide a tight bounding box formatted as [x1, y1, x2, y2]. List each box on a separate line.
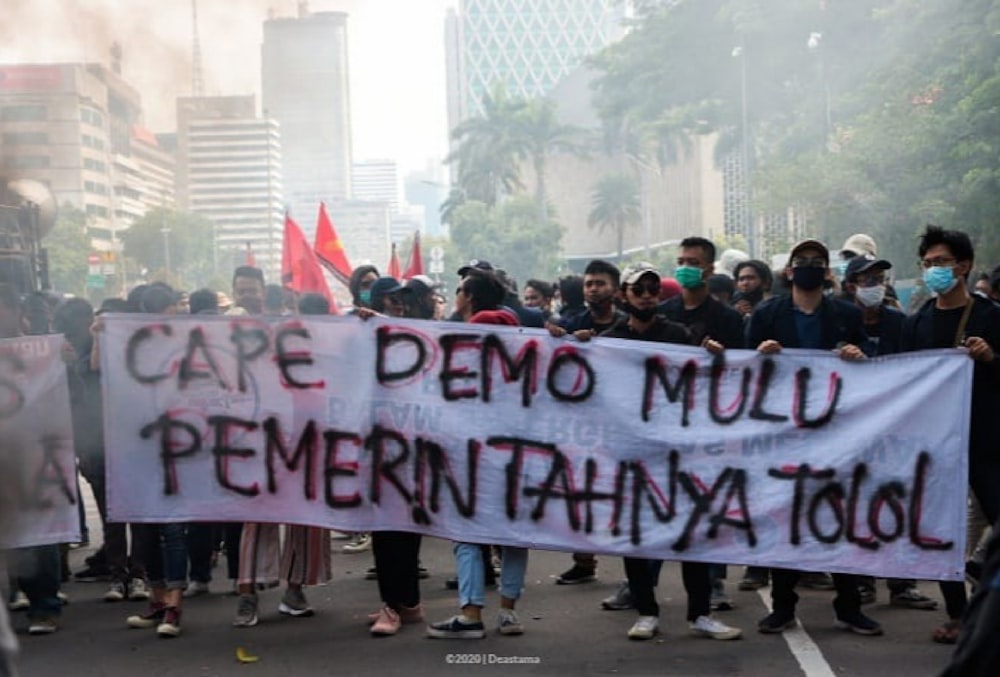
[746, 294, 867, 350]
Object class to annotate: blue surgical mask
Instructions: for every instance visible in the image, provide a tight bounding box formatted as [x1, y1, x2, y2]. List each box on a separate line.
[359, 289, 372, 306]
[923, 266, 958, 295]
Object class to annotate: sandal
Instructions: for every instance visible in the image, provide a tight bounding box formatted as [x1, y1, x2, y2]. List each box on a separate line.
[932, 618, 962, 644]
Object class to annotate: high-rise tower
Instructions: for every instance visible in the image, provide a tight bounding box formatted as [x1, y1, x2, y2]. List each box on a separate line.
[262, 9, 352, 235]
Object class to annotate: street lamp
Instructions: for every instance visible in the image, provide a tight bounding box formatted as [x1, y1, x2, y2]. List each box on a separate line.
[732, 43, 756, 258]
[161, 226, 171, 281]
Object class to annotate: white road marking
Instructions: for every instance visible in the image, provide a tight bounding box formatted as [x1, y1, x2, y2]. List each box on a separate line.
[757, 589, 837, 677]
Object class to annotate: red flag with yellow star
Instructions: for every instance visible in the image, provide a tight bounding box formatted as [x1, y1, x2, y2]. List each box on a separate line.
[313, 202, 354, 286]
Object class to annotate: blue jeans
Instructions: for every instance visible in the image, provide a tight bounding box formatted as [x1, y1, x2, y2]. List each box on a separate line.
[11, 545, 61, 619]
[454, 543, 528, 608]
[142, 523, 189, 590]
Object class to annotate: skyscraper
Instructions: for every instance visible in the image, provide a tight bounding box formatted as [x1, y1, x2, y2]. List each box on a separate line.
[445, 0, 624, 130]
[262, 9, 353, 233]
[175, 95, 283, 280]
[351, 159, 399, 214]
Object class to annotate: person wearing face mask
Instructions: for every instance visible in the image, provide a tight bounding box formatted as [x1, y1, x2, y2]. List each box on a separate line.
[599, 265, 742, 642]
[661, 238, 744, 350]
[348, 265, 380, 310]
[900, 225, 1000, 645]
[842, 255, 904, 357]
[747, 240, 881, 637]
[731, 260, 772, 318]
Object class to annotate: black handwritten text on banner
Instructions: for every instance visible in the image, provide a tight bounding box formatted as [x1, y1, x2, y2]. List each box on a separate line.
[101, 315, 971, 580]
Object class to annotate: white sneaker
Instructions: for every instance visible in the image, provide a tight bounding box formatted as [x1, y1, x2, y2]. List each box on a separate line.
[496, 608, 523, 635]
[7, 591, 29, 611]
[342, 533, 372, 553]
[128, 578, 151, 601]
[689, 615, 742, 640]
[627, 615, 659, 640]
[183, 581, 210, 598]
[104, 581, 126, 602]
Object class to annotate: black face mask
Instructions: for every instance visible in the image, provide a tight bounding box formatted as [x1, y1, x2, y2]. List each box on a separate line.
[739, 288, 764, 306]
[792, 267, 826, 291]
[623, 302, 657, 322]
[589, 296, 613, 311]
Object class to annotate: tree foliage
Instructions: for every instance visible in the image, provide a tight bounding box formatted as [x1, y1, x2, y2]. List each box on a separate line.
[448, 197, 564, 289]
[591, 0, 1000, 270]
[120, 207, 216, 289]
[45, 203, 90, 296]
[588, 173, 642, 262]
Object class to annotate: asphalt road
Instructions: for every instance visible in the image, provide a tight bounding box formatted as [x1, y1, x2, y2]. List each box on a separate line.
[13, 529, 960, 677]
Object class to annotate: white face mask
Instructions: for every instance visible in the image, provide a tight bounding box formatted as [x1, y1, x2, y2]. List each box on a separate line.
[855, 285, 885, 308]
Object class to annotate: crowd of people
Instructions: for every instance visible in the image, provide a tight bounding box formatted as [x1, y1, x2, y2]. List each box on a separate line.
[3, 224, 1000, 675]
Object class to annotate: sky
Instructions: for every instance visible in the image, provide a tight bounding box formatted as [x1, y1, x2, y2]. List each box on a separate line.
[0, 0, 455, 174]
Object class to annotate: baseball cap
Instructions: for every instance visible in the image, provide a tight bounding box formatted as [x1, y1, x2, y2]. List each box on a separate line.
[788, 239, 830, 266]
[457, 259, 494, 276]
[369, 276, 404, 301]
[844, 254, 892, 280]
[622, 263, 660, 286]
[841, 233, 877, 258]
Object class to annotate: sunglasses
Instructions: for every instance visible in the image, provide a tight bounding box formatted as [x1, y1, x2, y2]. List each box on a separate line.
[630, 281, 660, 296]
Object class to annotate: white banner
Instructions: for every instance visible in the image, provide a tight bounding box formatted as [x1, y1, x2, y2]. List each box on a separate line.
[102, 315, 971, 580]
[0, 335, 80, 549]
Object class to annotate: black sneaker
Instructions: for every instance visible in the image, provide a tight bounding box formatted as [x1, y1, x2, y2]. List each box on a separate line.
[835, 612, 883, 636]
[74, 565, 111, 583]
[757, 611, 796, 634]
[426, 615, 486, 639]
[555, 565, 596, 585]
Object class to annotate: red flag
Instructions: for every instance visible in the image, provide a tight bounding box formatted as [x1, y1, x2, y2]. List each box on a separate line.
[402, 231, 424, 279]
[282, 213, 336, 311]
[245, 241, 256, 267]
[313, 202, 353, 286]
[387, 242, 402, 279]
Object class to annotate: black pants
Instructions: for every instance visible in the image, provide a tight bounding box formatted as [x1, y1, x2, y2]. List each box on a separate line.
[372, 531, 421, 610]
[770, 568, 861, 618]
[79, 454, 146, 581]
[624, 558, 710, 621]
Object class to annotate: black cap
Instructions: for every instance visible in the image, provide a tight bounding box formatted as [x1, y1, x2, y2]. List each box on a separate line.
[369, 276, 403, 301]
[457, 259, 494, 276]
[844, 255, 892, 281]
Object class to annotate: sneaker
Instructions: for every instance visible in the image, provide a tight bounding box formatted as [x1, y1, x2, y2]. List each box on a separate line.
[368, 603, 424, 626]
[278, 587, 314, 617]
[233, 594, 259, 627]
[57, 592, 68, 606]
[757, 611, 797, 634]
[627, 615, 659, 640]
[890, 587, 937, 610]
[710, 579, 734, 611]
[859, 584, 876, 605]
[426, 615, 486, 639]
[370, 605, 402, 636]
[27, 617, 58, 635]
[496, 608, 523, 635]
[555, 565, 597, 585]
[156, 607, 181, 638]
[127, 603, 167, 629]
[342, 533, 372, 553]
[183, 581, 210, 598]
[7, 591, 29, 612]
[600, 581, 634, 611]
[738, 575, 768, 591]
[73, 565, 111, 582]
[365, 567, 378, 581]
[128, 578, 151, 601]
[690, 615, 742, 640]
[799, 572, 835, 590]
[835, 612, 884, 636]
[418, 565, 430, 580]
[104, 581, 127, 602]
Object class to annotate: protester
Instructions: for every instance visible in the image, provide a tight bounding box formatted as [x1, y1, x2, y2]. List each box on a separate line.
[731, 260, 772, 319]
[348, 265, 380, 309]
[748, 239, 882, 637]
[427, 269, 527, 639]
[599, 264, 741, 642]
[899, 225, 1000, 644]
[522, 279, 555, 320]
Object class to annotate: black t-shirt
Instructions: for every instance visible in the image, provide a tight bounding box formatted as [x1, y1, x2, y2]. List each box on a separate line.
[660, 295, 745, 349]
[600, 316, 692, 346]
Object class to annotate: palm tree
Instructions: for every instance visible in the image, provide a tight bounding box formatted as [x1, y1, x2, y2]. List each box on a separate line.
[588, 173, 642, 262]
[513, 98, 586, 220]
[447, 85, 526, 206]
